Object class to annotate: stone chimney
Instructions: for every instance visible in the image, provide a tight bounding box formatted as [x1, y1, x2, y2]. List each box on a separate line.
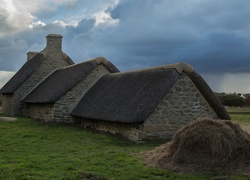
[46, 34, 63, 52]
[27, 51, 38, 61]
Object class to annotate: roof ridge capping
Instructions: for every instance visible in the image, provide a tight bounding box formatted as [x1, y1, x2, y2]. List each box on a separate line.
[94, 56, 109, 65]
[167, 62, 194, 74]
[118, 62, 194, 75]
[94, 56, 120, 73]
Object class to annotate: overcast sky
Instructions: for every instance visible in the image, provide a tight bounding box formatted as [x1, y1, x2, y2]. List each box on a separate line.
[0, 0, 250, 93]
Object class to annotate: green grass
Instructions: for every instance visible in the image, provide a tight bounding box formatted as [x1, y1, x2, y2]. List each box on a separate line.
[0, 114, 207, 179]
[227, 107, 250, 123]
[226, 106, 250, 113]
[0, 110, 249, 179]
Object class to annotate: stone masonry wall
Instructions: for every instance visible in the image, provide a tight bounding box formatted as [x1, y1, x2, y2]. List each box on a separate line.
[143, 73, 219, 139]
[52, 64, 110, 123]
[1, 94, 13, 116]
[27, 104, 54, 121]
[75, 118, 144, 141]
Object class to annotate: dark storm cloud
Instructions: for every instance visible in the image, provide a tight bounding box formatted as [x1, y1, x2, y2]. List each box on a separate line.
[94, 0, 250, 73]
[1, 0, 250, 76]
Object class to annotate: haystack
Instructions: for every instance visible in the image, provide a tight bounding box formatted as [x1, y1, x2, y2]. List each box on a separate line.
[140, 119, 250, 175]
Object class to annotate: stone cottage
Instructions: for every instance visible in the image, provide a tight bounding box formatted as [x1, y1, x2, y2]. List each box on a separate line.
[0, 34, 230, 141]
[0, 34, 74, 116]
[70, 63, 230, 140]
[22, 57, 119, 123]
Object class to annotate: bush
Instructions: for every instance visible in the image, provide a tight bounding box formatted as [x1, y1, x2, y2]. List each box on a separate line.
[244, 94, 250, 106]
[217, 93, 245, 107]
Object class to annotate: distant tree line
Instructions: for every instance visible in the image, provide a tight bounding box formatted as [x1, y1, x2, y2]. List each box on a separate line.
[0, 94, 2, 106]
[216, 92, 250, 107]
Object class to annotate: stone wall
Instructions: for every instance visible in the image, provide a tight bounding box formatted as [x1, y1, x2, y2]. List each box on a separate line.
[1, 94, 13, 116]
[27, 104, 54, 121]
[52, 64, 110, 123]
[75, 118, 144, 141]
[143, 73, 219, 139]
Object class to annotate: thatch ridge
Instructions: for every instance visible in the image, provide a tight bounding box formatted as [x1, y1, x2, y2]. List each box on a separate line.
[71, 68, 180, 123]
[94, 57, 120, 73]
[113, 62, 194, 75]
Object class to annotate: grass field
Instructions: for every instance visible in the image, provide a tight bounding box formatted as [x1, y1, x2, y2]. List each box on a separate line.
[0, 108, 249, 179]
[227, 107, 250, 133]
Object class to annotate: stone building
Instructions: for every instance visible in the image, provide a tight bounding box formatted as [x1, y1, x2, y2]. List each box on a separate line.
[0, 34, 230, 141]
[0, 34, 74, 116]
[70, 63, 230, 140]
[22, 57, 119, 123]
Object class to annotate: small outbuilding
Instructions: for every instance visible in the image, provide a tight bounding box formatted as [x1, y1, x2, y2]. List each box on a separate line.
[22, 57, 119, 123]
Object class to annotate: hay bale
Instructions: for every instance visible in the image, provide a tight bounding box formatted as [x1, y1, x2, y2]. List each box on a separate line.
[140, 119, 250, 175]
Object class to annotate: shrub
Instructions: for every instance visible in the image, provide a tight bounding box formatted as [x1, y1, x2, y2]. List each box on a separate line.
[217, 93, 245, 107]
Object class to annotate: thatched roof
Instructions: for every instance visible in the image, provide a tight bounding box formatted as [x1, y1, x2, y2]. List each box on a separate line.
[0, 53, 45, 94]
[71, 68, 180, 123]
[0, 52, 74, 94]
[71, 62, 230, 123]
[22, 57, 119, 103]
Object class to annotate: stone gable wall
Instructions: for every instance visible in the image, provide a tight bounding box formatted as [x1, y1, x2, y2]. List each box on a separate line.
[143, 73, 219, 139]
[27, 64, 110, 123]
